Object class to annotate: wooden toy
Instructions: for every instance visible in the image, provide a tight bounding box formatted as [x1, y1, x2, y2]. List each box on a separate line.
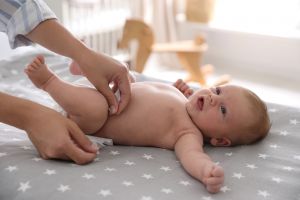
[118, 19, 229, 86]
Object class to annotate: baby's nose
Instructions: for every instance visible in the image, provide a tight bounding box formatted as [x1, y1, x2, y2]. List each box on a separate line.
[209, 94, 219, 106]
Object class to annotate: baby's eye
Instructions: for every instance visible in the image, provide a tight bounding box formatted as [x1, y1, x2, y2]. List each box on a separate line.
[220, 105, 227, 115]
[216, 87, 221, 95]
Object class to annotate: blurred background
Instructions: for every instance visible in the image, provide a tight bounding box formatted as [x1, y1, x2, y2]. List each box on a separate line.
[1, 0, 300, 107]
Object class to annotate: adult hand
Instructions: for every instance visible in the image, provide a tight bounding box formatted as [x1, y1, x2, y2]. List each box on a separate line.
[25, 19, 131, 115]
[25, 106, 98, 165]
[75, 49, 131, 115]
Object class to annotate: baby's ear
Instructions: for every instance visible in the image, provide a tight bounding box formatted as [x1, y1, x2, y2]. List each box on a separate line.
[210, 137, 231, 147]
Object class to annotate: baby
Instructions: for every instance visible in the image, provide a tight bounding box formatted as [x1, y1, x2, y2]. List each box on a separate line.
[25, 55, 270, 193]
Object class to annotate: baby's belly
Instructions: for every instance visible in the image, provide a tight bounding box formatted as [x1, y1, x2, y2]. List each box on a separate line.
[97, 104, 177, 148]
[95, 84, 186, 148]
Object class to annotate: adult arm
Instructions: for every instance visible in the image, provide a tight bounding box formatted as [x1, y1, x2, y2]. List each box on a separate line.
[0, 0, 130, 114]
[25, 19, 130, 114]
[0, 92, 98, 164]
[174, 133, 224, 193]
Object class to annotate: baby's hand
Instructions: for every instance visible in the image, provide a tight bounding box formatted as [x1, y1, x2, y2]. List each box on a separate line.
[173, 79, 194, 98]
[202, 164, 224, 193]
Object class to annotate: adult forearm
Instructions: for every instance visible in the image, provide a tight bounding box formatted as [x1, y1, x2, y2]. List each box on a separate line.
[25, 19, 88, 61]
[25, 19, 121, 72]
[0, 92, 42, 130]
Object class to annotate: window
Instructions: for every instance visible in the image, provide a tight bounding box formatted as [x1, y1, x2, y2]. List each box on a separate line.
[210, 0, 300, 37]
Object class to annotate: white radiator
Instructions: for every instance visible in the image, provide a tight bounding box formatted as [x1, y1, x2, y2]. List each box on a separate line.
[61, 0, 141, 58]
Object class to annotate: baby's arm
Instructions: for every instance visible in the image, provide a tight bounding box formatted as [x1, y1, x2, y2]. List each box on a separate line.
[174, 133, 224, 193]
[173, 79, 194, 98]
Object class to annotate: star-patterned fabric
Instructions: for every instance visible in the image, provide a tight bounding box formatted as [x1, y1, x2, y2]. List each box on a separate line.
[0, 47, 299, 200]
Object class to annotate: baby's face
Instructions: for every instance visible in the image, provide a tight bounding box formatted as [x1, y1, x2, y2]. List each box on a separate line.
[186, 85, 253, 142]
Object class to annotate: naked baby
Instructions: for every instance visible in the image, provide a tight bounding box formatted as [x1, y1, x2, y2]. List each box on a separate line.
[25, 56, 270, 193]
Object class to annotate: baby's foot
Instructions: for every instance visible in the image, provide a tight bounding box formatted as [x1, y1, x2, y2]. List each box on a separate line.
[24, 55, 56, 90]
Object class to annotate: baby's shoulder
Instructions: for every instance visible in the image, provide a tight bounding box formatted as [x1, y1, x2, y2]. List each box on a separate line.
[174, 125, 203, 143]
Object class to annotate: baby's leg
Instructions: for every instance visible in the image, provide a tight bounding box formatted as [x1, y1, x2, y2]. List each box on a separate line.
[25, 55, 108, 134]
[69, 61, 84, 75]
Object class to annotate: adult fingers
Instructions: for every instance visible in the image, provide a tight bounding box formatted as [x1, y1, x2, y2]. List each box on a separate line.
[98, 82, 119, 115]
[115, 74, 131, 115]
[63, 139, 97, 165]
[69, 122, 98, 153]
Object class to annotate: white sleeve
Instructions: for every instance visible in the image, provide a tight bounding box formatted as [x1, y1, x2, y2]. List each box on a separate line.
[0, 0, 57, 49]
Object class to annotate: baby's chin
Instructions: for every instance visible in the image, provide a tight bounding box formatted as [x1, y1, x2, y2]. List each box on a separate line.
[185, 101, 193, 115]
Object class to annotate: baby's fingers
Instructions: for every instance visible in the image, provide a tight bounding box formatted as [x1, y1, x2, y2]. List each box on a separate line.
[206, 184, 222, 194]
[205, 176, 224, 186]
[212, 165, 224, 177]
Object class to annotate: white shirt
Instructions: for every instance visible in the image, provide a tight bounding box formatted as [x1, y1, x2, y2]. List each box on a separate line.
[0, 0, 56, 49]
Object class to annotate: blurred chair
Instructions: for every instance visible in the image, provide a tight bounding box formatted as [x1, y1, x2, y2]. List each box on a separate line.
[118, 19, 229, 86]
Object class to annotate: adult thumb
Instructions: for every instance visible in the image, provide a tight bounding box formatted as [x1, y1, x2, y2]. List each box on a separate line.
[99, 84, 118, 115]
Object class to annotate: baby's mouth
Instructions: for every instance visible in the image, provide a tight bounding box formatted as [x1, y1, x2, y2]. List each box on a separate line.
[197, 97, 204, 111]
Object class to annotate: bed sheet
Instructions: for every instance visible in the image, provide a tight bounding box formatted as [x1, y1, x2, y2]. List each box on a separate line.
[0, 47, 299, 200]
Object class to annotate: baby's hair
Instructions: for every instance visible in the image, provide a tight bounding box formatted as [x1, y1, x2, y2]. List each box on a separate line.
[235, 88, 271, 145]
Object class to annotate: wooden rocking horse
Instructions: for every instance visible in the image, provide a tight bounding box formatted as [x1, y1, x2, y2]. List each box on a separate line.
[118, 19, 229, 86]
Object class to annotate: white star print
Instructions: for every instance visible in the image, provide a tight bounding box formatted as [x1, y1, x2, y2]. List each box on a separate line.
[104, 167, 116, 172]
[94, 157, 100, 162]
[18, 181, 31, 192]
[272, 177, 282, 183]
[202, 196, 214, 200]
[124, 160, 135, 166]
[98, 189, 112, 197]
[122, 181, 134, 186]
[232, 173, 245, 179]
[21, 146, 31, 150]
[290, 119, 298, 125]
[143, 154, 153, 160]
[160, 166, 172, 172]
[293, 155, 300, 160]
[32, 157, 42, 162]
[246, 164, 258, 169]
[57, 184, 70, 192]
[140, 196, 153, 200]
[161, 188, 173, 194]
[44, 169, 56, 175]
[225, 152, 233, 156]
[258, 154, 269, 159]
[270, 144, 279, 149]
[220, 186, 231, 193]
[268, 108, 277, 112]
[142, 174, 154, 179]
[258, 190, 270, 198]
[11, 69, 18, 75]
[279, 130, 289, 136]
[110, 150, 120, 155]
[82, 173, 95, 179]
[283, 166, 294, 171]
[179, 180, 191, 186]
[6, 166, 18, 172]
[0, 152, 7, 157]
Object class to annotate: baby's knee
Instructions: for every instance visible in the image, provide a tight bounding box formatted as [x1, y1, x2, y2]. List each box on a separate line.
[88, 96, 108, 131]
[78, 90, 109, 134]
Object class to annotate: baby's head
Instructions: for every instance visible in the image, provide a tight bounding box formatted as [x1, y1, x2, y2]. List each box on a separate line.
[186, 85, 270, 146]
